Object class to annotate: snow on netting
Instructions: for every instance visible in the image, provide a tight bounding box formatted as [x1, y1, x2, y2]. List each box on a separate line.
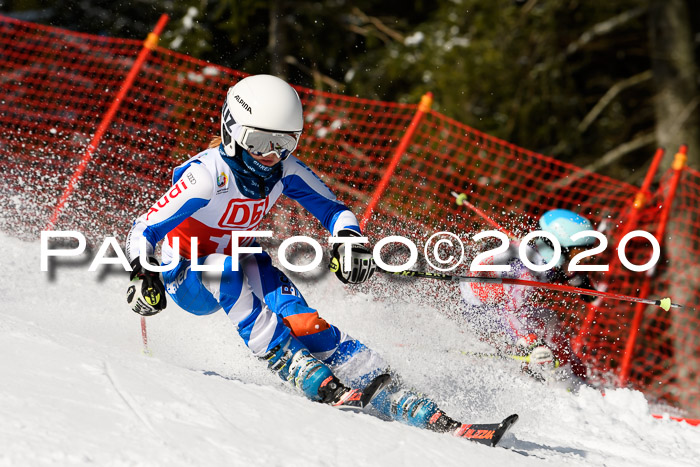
[0, 15, 698, 417]
[0, 16, 144, 236]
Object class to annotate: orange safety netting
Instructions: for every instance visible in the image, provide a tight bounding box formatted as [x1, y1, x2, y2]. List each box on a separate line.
[1, 15, 698, 417]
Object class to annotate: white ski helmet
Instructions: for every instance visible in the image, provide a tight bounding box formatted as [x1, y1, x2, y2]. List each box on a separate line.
[220, 74, 304, 159]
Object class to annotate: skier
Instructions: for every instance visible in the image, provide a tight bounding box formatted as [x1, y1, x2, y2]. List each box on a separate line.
[124, 74, 514, 443]
[534, 209, 599, 299]
[459, 209, 597, 382]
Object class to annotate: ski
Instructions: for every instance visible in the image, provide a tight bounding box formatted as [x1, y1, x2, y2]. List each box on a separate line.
[453, 414, 519, 447]
[331, 373, 392, 411]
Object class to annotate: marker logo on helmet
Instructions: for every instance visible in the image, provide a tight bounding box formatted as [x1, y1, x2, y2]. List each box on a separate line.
[234, 94, 252, 114]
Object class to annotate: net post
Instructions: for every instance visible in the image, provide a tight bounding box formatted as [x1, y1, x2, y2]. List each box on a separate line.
[359, 92, 433, 231]
[572, 147, 666, 356]
[617, 145, 687, 386]
[45, 14, 170, 230]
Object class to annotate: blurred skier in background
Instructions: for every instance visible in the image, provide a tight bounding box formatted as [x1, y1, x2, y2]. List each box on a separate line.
[124, 74, 511, 440]
[459, 209, 598, 384]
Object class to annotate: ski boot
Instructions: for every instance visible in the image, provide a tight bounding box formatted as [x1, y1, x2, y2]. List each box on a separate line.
[262, 334, 390, 409]
[372, 377, 517, 447]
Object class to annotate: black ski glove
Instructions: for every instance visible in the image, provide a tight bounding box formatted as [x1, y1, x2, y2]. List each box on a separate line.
[329, 229, 376, 284]
[127, 257, 167, 316]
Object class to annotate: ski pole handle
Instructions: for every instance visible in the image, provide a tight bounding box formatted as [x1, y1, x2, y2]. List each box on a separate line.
[451, 191, 518, 240]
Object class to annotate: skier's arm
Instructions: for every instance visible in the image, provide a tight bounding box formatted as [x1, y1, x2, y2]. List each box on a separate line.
[281, 158, 360, 235]
[125, 162, 214, 316]
[281, 158, 374, 283]
[125, 161, 214, 263]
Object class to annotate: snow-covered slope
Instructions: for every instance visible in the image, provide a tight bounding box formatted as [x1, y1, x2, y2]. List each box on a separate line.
[1, 233, 698, 466]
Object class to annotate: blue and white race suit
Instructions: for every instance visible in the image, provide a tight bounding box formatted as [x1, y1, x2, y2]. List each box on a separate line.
[125, 144, 509, 428]
[125, 145, 385, 384]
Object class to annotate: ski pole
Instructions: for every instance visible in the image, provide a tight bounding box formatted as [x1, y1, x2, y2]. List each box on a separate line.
[458, 350, 559, 367]
[378, 268, 692, 312]
[141, 316, 151, 356]
[451, 191, 518, 240]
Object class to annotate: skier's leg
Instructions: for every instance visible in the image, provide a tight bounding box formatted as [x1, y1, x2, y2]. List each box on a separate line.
[162, 254, 358, 403]
[248, 262, 449, 425]
[242, 251, 345, 360]
[245, 252, 392, 386]
[162, 258, 220, 316]
[241, 252, 470, 426]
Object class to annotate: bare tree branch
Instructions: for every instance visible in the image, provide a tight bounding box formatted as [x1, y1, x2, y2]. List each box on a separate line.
[350, 7, 405, 43]
[520, 0, 540, 16]
[346, 23, 394, 45]
[565, 7, 647, 57]
[665, 96, 700, 143]
[533, 6, 648, 79]
[284, 55, 345, 91]
[583, 132, 656, 173]
[578, 70, 653, 133]
[569, 96, 697, 178]
[547, 132, 655, 193]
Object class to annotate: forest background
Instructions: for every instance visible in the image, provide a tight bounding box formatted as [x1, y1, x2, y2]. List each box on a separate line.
[2, 0, 699, 179]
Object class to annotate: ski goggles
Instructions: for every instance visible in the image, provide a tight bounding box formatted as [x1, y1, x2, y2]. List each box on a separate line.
[236, 126, 301, 160]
